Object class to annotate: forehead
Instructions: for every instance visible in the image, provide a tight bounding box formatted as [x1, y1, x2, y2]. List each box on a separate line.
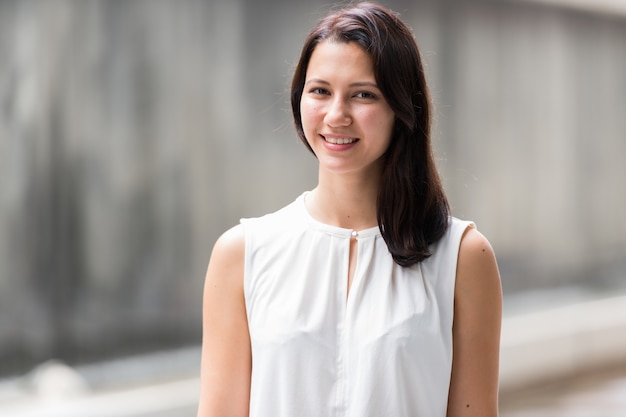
[306, 40, 375, 79]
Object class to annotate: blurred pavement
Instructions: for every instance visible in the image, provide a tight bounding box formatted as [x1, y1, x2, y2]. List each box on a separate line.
[501, 364, 626, 417]
[0, 348, 200, 417]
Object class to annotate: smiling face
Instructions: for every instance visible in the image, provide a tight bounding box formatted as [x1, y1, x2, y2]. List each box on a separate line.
[300, 40, 396, 178]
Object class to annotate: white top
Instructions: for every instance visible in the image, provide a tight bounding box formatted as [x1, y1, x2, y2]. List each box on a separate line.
[241, 193, 473, 417]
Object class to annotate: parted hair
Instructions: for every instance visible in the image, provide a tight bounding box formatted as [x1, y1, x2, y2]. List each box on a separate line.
[291, 2, 450, 267]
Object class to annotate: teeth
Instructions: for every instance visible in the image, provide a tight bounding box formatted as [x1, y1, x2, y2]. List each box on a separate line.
[325, 136, 357, 145]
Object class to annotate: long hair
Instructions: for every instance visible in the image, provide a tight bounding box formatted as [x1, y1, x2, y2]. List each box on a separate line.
[291, 2, 450, 267]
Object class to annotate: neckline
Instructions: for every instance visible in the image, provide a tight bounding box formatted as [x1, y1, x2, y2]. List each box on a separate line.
[298, 192, 381, 238]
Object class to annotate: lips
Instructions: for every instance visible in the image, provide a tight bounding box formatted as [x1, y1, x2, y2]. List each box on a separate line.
[322, 135, 359, 145]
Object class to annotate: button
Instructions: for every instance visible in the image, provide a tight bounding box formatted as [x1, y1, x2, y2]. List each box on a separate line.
[351, 230, 358, 237]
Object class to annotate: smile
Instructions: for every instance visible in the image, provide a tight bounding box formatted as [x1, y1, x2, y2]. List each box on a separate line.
[323, 136, 359, 145]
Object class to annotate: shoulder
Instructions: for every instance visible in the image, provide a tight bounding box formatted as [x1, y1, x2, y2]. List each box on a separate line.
[213, 224, 245, 258]
[206, 224, 246, 284]
[456, 227, 500, 293]
[453, 226, 502, 336]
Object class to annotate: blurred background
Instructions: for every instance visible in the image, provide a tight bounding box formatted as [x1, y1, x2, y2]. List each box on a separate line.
[0, 0, 625, 415]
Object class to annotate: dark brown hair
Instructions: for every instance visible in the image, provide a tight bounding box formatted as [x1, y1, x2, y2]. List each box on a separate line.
[291, 2, 450, 267]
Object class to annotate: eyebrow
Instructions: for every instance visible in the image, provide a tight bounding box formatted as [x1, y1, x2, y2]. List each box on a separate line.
[304, 78, 380, 89]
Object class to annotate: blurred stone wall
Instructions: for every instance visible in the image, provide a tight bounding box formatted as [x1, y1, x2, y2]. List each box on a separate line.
[0, 0, 624, 374]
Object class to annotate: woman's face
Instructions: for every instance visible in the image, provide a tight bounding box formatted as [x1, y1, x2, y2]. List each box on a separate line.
[300, 40, 395, 178]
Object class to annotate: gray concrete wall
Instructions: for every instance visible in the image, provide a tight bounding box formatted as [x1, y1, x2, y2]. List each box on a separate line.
[0, 0, 625, 374]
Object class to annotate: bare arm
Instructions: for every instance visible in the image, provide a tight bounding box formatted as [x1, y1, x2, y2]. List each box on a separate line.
[447, 227, 502, 417]
[197, 224, 251, 417]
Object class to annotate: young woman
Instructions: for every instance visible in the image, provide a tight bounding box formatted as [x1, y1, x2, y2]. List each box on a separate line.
[197, 2, 501, 416]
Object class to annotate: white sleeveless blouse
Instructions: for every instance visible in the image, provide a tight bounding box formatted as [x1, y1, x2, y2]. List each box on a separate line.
[241, 193, 473, 417]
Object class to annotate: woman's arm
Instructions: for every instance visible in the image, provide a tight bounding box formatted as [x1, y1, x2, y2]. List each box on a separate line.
[197, 224, 251, 417]
[447, 227, 502, 417]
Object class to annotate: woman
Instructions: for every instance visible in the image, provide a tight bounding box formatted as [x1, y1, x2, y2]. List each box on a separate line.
[197, 2, 501, 416]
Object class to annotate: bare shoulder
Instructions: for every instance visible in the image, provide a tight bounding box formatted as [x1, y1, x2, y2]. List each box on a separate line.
[211, 224, 245, 263]
[203, 223, 246, 310]
[202, 223, 246, 327]
[456, 226, 501, 295]
[205, 224, 245, 285]
[202, 224, 246, 313]
[453, 225, 502, 344]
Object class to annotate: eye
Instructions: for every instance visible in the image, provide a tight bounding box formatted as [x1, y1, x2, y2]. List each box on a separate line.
[354, 91, 377, 99]
[309, 87, 330, 95]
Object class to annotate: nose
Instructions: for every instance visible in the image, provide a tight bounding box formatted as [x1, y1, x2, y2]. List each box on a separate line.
[324, 96, 351, 127]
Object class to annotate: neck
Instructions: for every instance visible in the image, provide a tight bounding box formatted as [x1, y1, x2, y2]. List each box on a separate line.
[306, 169, 381, 230]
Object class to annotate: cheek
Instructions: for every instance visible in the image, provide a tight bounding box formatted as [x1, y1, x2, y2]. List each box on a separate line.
[300, 101, 320, 132]
[358, 109, 394, 138]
